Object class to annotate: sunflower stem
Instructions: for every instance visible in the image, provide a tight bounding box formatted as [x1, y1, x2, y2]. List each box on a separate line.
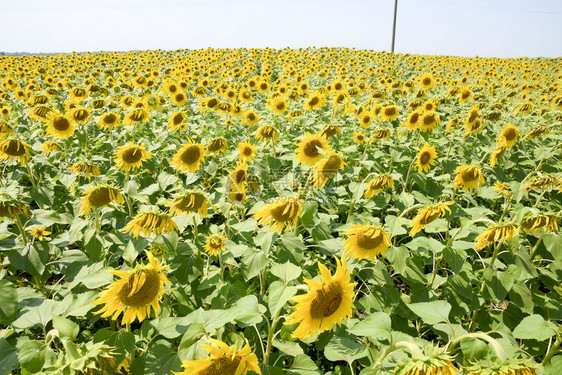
[124, 172, 133, 217]
[372, 341, 424, 370]
[542, 331, 562, 366]
[14, 214, 28, 246]
[533, 189, 547, 208]
[218, 253, 224, 282]
[529, 233, 545, 260]
[24, 161, 38, 191]
[264, 310, 281, 366]
[401, 159, 415, 194]
[448, 332, 506, 362]
[428, 254, 444, 290]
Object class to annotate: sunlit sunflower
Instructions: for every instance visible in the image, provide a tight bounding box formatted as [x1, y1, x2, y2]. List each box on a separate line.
[0, 139, 31, 164]
[268, 97, 288, 115]
[80, 185, 124, 216]
[92, 251, 171, 324]
[343, 224, 391, 260]
[171, 92, 187, 106]
[285, 257, 355, 340]
[28, 105, 52, 121]
[122, 210, 178, 238]
[416, 143, 438, 172]
[295, 132, 331, 166]
[458, 87, 472, 104]
[242, 109, 259, 126]
[523, 125, 549, 140]
[97, 112, 121, 130]
[311, 152, 346, 188]
[520, 213, 558, 234]
[417, 112, 440, 132]
[228, 182, 247, 204]
[370, 128, 391, 140]
[45, 111, 75, 138]
[168, 191, 209, 218]
[364, 175, 394, 198]
[359, 113, 373, 128]
[40, 141, 61, 156]
[254, 196, 303, 233]
[123, 108, 150, 126]
[474, 222, 518, 251]
[203, 234, 227, 256]
[70, 163, 100, 179]
[465, 118, 483, 136]
[114, 143, 152, 172]
[206, 137, 228, 155]
[523, 174, 558, 191]
[489, 142, 507, 167]
[173, 339, 261, 375]
[228, 162, 248, 187]
[498, 124, 519, 148]
[27, 225, 51, 241]
[404, 111, 421, 130]
[320, 125, 341, 140]
[453, 165, 484, 191]
[304, 94, 326, 111]
[168, 112, 188, 131]
[418, 74, 436, 89]
[0, 120, 15, 138]
[409, 201, 454, 237]
[171, 140, 206, 173]
[353, 132, 366, 144]
[380, 105, 399, 121]
[237, 141, 257, 162]
[69, 107, 91, 124]
[392, 345, 459, 375]
[494, 181, 511, 196]
[255, 125, 278, 143]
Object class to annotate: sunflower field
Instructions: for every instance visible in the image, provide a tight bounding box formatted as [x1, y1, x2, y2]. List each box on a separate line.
[0, 48, 561, 375]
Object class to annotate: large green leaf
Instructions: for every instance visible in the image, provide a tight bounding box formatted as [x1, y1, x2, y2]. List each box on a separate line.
[324, 336, 368, 363]
[513, 314, 557, 341]
[406, 300, 451, 324]
[347, 312, 391, 341]
[0, 279, 17, 325]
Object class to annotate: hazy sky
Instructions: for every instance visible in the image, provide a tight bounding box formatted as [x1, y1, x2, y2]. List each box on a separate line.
[1, 0, 561, 58]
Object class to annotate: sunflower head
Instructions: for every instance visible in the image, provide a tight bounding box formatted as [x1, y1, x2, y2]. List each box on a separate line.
[0, 138, 31, 164]
[254, 196, 303, 233]
[123, 108, 149, 125]
[237, 141, 257, 162]
[122, 210, 178, 239]
[70, 163, 101, 180]
[416, 143, 438, 172]
[353, 131, 366, 144]
[364, 175, 394, 198]
[391, 344, 459, 375]
[498, 124, 519, 147]
[295, 132, 331, 166]
[520, 213, 558, 234]
[46, 111, 75, 138]
[97, 112, 121, 130]
[168, 112, 188, 131]
[453, 165, 485, 191]
[474, 222, 519, 251]
[114, 143, 152, 172]
[417, 112, 440, 132]
[409, 201, 454, 237]
[523, 174, 559, 191]
[206, 137, 228, 155]
[171, 140, 206, 173]
[0, 189, 28, 219]
[255, 125, 279, 143]
[80, 185, 124, 216]
[203, 234, 227, 256]
[343, 224, 391, 260]
[168, 191, 210, 218]
[311, 152, 346, 188]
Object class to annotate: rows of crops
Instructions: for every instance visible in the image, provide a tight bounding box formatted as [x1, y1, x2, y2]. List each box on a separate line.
[0, 48, 560, 374]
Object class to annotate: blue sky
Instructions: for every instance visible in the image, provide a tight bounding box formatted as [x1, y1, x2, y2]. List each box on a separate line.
[0, 0, 561, 57]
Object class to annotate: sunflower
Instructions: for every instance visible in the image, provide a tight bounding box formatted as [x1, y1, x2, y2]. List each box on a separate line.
[409, 201, 454, 237]
[174, 339, 261, 375]
[489, 143, 506, 167]
[311, 152, 346, 188]
[168, 112, 188, 131]
[523, 125, 549, 140]
[498, 124, 519, 148]
[370, 128, 391, 140]
[254, 196, 303, 233]
[494, 181, 511, 196]
[458, 87, 472, 104]
[392, 345, 459, 375]
[380, 105, 399, 121]
[237, 141, 257, 162]
[523, 174, 559, 191]
[0, 201, 28, 218]
[206, 137, 228, 155]
[122, 210, 178, 238]
[92, 252, 171, 324]
[69, 107, 91, 124]
[465, 118, 483, 136]
[320, 125, 341, 140]
[343, 224, 391, 260]
[228, 182, 247, 204]
[97, 112, 121, 130]
[45, 111, 75, 138]
[229, 162, 248, 187]
[70, 163, 101, 179]
[359, 113, 373, 128]
[255, 125, 278, 143]
[404, 111, 421, 130]
[203, 234, 227, 256]
[474, 222, 519, 251]
[171, 92, 187, 106]
[168, 191, 209, 218]
[40, 141, 61, 156]
[416, 143, 438, 173]
[114, 143, 152, 172]
[0, 139, 31, 164]
[520, 213, 558, 234]
[242, 110, 259, 126]
[80, 185, 124, 216]
[446, 118, 459, 133]
[304, 94, 326, 111]
[418, 74, 436, 89]
[285, 257, 355, 340]
[268, 97, 288, 115]
[453, 165, 484, 191]
[353, 131, 366, 144]
[28, 105, 52, 121]
[0, 120, 15, 137]
[417, 112, 440, 132]
[295, 132, 331, 166]
[364, 175, 394, 198]
[123, 108, 150, 126]
[171, 140, 206, 173]
[26, 225, 51, 241]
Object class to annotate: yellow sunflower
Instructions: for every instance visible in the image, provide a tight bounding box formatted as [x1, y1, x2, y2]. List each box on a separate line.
[92, 252, 171, 324]
[409, 201, 454, 237]
[97, 112, 121, 130]
[0, 139, 31, 164]
[203, 234, 227, 256]
[392, 345, 459, 375]
[285, 257, 356, 340]
[416, 143, 438, 173]
[69, 107, 91, 124]
[168, 191, 209, 218]
[229, 162, 248, 186]
[168, 112, 188, 131]
[523, 174, 559, 191]
[417, 112, 440, 132]
[380, 105, 399, 121]
[123, 108, 150, 126]
[122, 211, 178, 238]
[268, 96, 288, 115]
[70, 163, 100, 179]
[320, 125, 341, 140]
[343, 224, 391, 260]
[497, 124, 519, 148]
[255, 125, 278, 143]
[520, 214, 558, 234]
[173, 339, 261, 375]
[206, 137, 228, 155]
[27, 225, 51, 241]
[228, 182, 247, 204]
[364, 175, 394, 198]
[237, 141, 257, 162]
[474, 222, 519, 251]
[418, 73, 436, 89]
[242, 110, 259, 126]
[304, 94, 326, 111]
[254, 196, 303, 233]
[40, 141, 61, 156]
[489, 143, 506, 168]
[114, 143, 152, 172]
[403, 111, 421, 130]
[295, 132, 331, 166]
[80, 185, 124, 216]
[311, 152, 346, 188]
[453, 165, 484, 191]
[171, 140, 206, 173]
[45, 111, 75, 138]
[523, 125, 549, 140]
[353, 131, 366, 144]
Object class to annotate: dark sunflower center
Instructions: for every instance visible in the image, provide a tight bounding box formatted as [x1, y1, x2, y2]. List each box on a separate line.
[118, 269, 160, 307]
[362, 115, 371, 124]
[243, 147, 252, 156]
[247, 113, 256, 121]
[468, 111, 478, 123]
[276, 102, 285, 110]
[420, 151, 431, 165]
[423, 78, 431, 85]
[504, 127, 516, 140]
[420, 210, 441, 225]
[3, 140, 26, 156]
[303, 140, 322, 158]
[310, 282, 344, 319]
[173, 114, 184, 125]
[180, 146, 201, 164]
[104, 113, 117, 124]
[130, 110, 146, 122]
[409, 113, 420, 124]
[369, 177, 386, 190]
[321, 155, 342, 175]
[234, 193, 244, 202]
[384, 108, 396, 116]
[53, 117, 71, 131]
[199, 356, 242, 375]
[121, 147, 144, 163]
[74, 110, 88, 121]
[309, 96, 319, 106]
[271, 201, 299, 222]
[175, 94, 185, 102]
[175, 193, 205, 211]
[423, 114, 436, 125]
[234, 169, 246, 184]
[207, 98, 218, 108]
[461, 168, 479, 182]
[208, 139, 226, 151]
[356, 229, 384, 250]
[88, 187, 112, 207]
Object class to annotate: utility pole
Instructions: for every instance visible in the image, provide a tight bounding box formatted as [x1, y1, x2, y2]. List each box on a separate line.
[391, 0, 398, 53]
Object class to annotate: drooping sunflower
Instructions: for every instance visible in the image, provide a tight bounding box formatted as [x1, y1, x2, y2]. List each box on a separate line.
[295, 132, 331, 166]
[0, 199, 28, 219]
[171, 140, 206, 173]
[206, 137, 228, 155]
[417, 112, 440, 132]
[70, 163, 101, 179]
[523, 125, 549, 140]
[255, 125, 278, 143]
[403, 111, 421, 130]
[474, 222, 519, 251]
[229, 162, 248, 187]
[228, 182, 247, 204]
[311, 152, 346, 188]
[364, 175, 394, 198]
[45, 111, 75, 138]
[97, 112, 121, 130]
[254, 196, 303, 233]
[520, 213, 558, 234]
[203, 234, 227, 256]
[40, 141, 61, 156]
[69, 107, 91, 124]
[0, 139, 31, 164]
[498, 124, 519, 147]
[80, 185, 124, 216]
[168, 112, 188, 131]
[489, 142, 506, 167]
[285, 257, 356, 340]
[168, 191, 209, 218]
[343, 224, 391, 260]
[453, 165, 484, 191]
[237, 141, 257, 162]
[409, 201, 454, 237]
[465, 118, 483, 136]
[122, 210, 178, 238]
[370, 128, 391, 140]
[123, 108, 150, 126]
[92, 252, 171, 324]
[523, 174, 559, 191]
[463, 357, 539, 375]
[114, 143, 152, 172]
[304, 94, 326, 111]
[173, 339, 261, 375]
[392, 345, 459, 375]
[416, 143, 438, 173]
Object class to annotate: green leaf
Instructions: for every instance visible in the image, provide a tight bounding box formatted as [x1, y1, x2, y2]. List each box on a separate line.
[0, 339, 19, 375]
[270, 261, 302, 284]
[288, 354, 321, 375]
[459, 337, 490, 362]
[273, 339, 305, 357]
[12, 299, 65, 330]
[18, 340, 56, 373]
[123, 239, 138, 264]
[513, 315, 557, 341]
[178, 323, 206, 351]
[301, 201, 318, 228]
[407, 300, 451, 324]
[52, 315, 79, 340]
[93, 329, 135, 355]
[268, 281, 297, 316]
[347, 312, 391, 341]
[324, 336, 368, 363]
[385, 215, 410, 236]
[144, 340, 182, 375]
[0, 279, 17, 325]
[149, 317, 190, 339]
[7, 242, 50, 279]
[242, 247, 268, 280]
